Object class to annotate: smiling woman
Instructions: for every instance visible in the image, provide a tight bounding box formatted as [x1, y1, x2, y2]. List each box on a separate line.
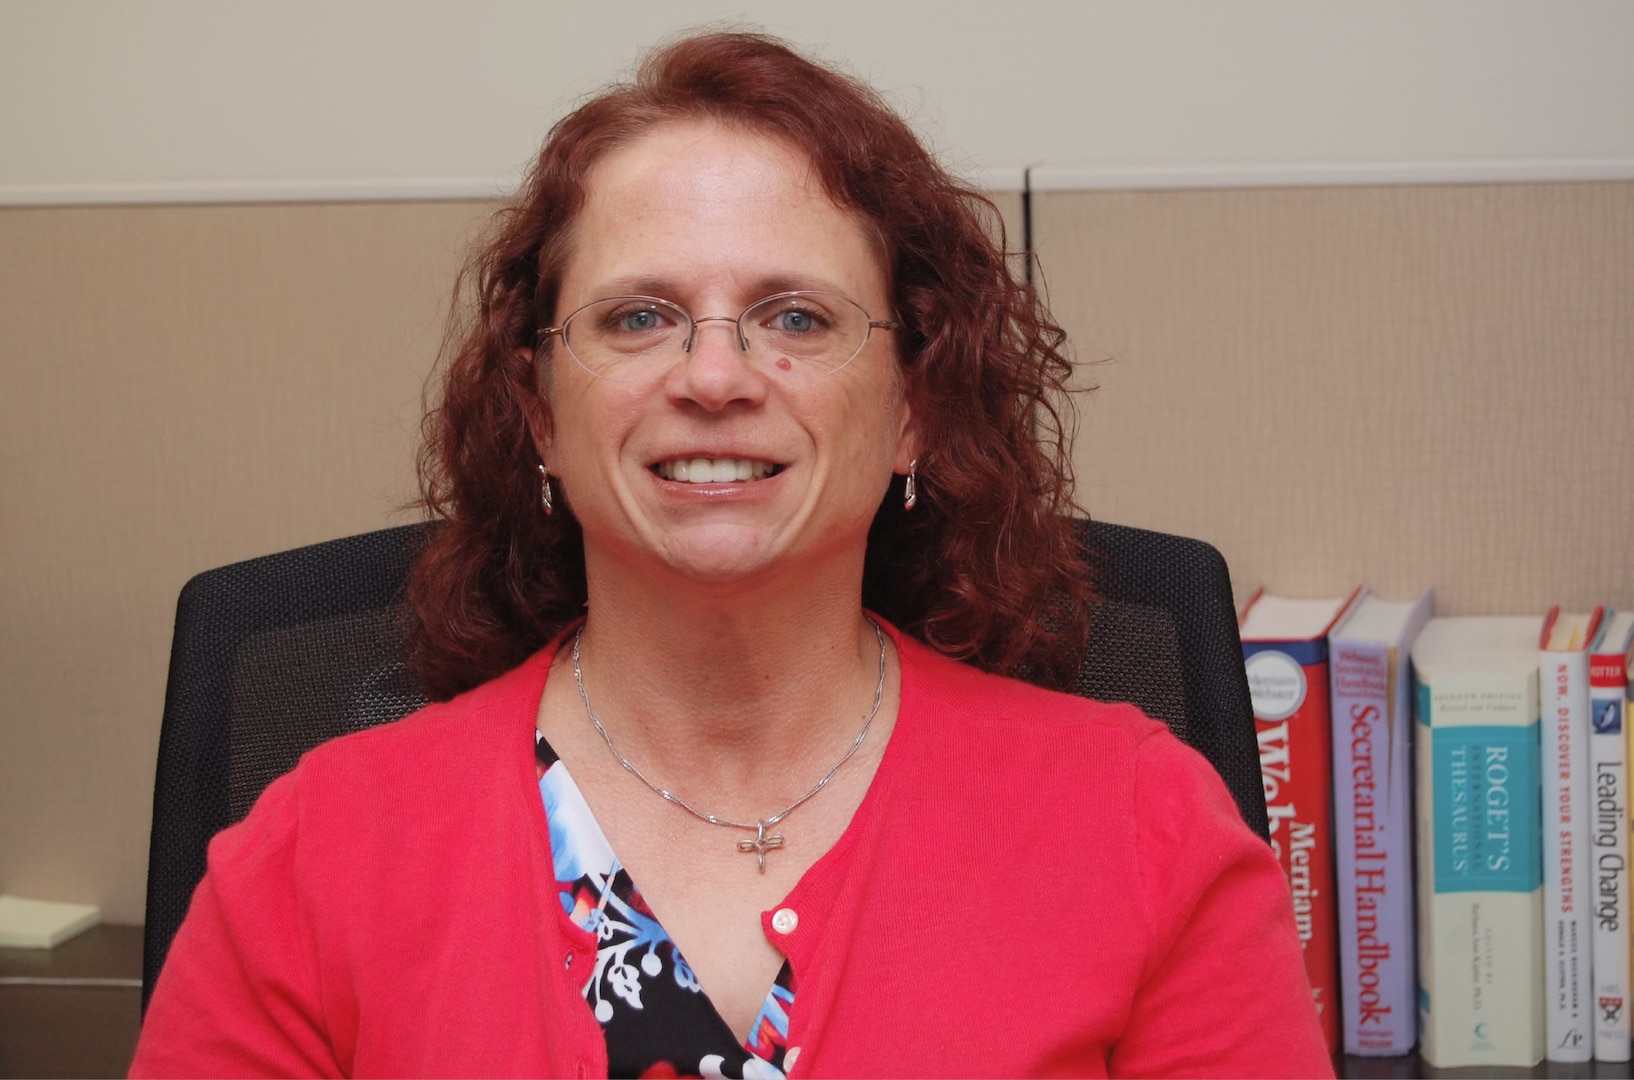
[131, 31, 1332, 1080]
[529, 121, 912, 598]
[406, 32, 1100, 702]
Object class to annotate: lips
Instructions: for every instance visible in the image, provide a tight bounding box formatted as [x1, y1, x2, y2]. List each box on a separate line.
[654, 457, 782, 484]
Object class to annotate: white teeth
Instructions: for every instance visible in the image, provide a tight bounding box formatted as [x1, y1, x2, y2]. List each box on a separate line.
[657, 458, 775, 484]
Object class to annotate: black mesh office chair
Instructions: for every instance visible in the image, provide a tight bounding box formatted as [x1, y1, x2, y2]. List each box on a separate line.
[142, 519, 1263, 1008]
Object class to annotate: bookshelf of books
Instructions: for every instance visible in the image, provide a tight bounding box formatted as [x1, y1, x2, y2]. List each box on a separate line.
[1032, 177, 1634, 1074]
[1240, 597, 1634, 1075]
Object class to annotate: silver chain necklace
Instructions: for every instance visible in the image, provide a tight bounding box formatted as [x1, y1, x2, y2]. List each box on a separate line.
[572, 619, 887, 872]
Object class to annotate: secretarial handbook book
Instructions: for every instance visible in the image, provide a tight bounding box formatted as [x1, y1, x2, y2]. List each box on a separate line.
[1541, 606, 1605, 1062]
[1412, 615, 1545, 1069]
[1240, 587, 1360, 1055]
[1589, 611, 1634, 1061]
[1328, 588, 1433, 1056]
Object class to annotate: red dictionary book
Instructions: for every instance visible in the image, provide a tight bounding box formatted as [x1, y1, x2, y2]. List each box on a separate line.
[1240, 586, 1362, 1054]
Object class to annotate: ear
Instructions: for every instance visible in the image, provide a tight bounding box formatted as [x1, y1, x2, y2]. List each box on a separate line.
[516, 347, 555, 470]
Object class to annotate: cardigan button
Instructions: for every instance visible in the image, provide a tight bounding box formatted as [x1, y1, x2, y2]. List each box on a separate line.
[784, 1046, 801, 1071]
[771, 907, 799, 935]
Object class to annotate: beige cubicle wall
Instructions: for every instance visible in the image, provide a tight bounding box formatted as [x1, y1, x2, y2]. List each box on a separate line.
[0, 200, 491, 923]
[1034, 180, 1634, 615]
[4, 182, 1630, 927]
[0, 190, 1025, 925]
[4, 181, 1632, 928]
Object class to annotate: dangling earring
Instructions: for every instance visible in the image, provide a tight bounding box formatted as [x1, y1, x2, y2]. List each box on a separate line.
[903, 459, 918, 511]
[537, 464, 554, 516]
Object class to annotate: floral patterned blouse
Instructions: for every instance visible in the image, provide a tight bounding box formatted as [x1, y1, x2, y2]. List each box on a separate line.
[537, 732, 796, 1079]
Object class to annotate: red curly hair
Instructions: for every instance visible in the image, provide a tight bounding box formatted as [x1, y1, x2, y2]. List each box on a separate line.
[410, 30, 1093, 700]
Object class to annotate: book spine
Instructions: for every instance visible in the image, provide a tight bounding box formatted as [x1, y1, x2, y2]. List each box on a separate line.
[1414, 670, 1544, 1068]
[1330, 638, 1415, 1054]
[1544, 646, 1595, 1060]
[1591, 647, 1632, 1060]
[1247, 639, 1340, 1053]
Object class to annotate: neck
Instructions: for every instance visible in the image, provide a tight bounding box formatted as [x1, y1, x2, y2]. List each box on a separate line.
[568, 548, 890, 793]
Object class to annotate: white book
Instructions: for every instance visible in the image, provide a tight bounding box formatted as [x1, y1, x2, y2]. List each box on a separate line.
[1328, 588, 1432, 1055]
[1412, 616, 1545, 1069]
[1541, 607, 1604, 1061]
[1590, 612, 1634, 1061]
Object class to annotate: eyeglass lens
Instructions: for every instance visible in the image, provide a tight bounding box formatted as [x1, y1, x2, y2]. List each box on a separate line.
[557, 292, 873, 381]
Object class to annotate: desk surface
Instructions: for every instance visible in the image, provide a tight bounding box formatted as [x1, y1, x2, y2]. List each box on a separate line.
[0, 923, 142, 1079]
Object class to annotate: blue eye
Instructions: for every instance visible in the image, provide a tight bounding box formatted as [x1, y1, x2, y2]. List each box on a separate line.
[620, 309, 661, 331]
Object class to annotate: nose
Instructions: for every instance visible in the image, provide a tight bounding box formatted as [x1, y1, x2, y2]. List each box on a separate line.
[666, 315, 767, 411]
[684, 315, 748, 353]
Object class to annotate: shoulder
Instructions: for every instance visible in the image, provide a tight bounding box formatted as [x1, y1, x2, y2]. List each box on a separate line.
[195, 643, 561, 944]
[298, 645, 550, 788]
[895, 628, 1171, 753]
[891, 628, 1258, 864]
[218, 644, 555, 863]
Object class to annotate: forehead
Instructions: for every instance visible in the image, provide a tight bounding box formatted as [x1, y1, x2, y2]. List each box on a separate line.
[560, 120, 888, 306]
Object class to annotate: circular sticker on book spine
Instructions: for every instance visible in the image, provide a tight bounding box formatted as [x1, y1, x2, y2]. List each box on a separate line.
[1245, 650, 1307, 721]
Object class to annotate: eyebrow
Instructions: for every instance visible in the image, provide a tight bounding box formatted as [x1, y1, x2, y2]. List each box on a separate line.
[595, 276, 682, 299]
[590, 274, 849, 304]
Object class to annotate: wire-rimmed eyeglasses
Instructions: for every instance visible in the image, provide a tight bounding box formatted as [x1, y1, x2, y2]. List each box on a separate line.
[536, 291, 901, 382]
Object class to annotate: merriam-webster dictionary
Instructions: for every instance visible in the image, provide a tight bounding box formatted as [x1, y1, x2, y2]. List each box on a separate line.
[1240, 586, 1360, 1055]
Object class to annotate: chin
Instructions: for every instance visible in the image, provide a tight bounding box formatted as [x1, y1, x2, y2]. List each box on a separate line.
[653, 531, 785, 583]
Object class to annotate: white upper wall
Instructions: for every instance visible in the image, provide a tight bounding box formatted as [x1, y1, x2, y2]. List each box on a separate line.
[3, 0, 1633, 201]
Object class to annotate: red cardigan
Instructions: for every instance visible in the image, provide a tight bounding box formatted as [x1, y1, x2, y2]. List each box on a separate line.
[133, 627, 1333, 1078]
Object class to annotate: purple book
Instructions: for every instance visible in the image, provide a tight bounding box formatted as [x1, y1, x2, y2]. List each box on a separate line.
[1328, 589, 1433, 1055]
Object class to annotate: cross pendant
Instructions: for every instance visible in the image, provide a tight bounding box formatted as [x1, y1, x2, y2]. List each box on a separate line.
[736, 821, 785, 872]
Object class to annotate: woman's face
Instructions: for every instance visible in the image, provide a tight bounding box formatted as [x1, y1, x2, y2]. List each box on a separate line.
[537, 121, 916, 589]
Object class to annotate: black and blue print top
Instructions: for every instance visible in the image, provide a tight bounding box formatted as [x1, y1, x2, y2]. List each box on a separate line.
[536, 732, 796, 1079]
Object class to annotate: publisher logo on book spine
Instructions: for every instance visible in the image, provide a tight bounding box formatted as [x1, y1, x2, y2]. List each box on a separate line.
[1246, 650, 1307, 721]
[1593, 698, 1623, 736]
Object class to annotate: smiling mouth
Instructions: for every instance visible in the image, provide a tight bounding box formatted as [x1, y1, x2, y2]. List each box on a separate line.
[654, 457, 783, 484]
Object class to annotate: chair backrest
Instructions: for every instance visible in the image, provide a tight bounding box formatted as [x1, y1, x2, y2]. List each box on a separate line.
[1070, 520, 1267, 838]
[142, 519, 1265, 1007]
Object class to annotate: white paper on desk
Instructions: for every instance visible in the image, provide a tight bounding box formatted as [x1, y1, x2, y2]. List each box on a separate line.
[0, 894, 102, 948]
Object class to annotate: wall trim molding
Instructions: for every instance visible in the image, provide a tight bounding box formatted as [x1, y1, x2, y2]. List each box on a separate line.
[0, 176, 520, 208]
[1028, 158, 1634, 193]
[0, 166, 1033, 207]
[969, 167, 1028, 193]
[5, 159, 1632, 208]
